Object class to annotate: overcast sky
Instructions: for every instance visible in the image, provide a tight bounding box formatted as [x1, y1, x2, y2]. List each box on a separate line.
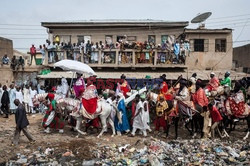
[1, 0, 250, 53]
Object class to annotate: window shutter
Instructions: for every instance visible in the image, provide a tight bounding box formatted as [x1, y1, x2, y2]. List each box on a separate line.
[190, 39, 194, 52]
[204, 39, 209, 52]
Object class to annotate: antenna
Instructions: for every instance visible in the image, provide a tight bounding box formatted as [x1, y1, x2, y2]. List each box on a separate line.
[191, 12, 212, 28]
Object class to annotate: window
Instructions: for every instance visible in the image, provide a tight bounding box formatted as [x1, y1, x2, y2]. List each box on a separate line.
[215, 39, 226, 52]
[127, 36, 136, 42]
[105, 35, 113, 45]
[117, 35, 126, 42]
[190, 39, 209, 52]
[148, 35, 156, 44]
[161, 35, 168, 44]
[58, 35, 71, 44]
[77, 35, 91, 44]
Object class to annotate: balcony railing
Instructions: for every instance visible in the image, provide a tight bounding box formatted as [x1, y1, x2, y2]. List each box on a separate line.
[32, 48, 187, 68]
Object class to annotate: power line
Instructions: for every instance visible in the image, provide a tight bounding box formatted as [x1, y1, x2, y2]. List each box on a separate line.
[0, 34, 47, 36]
[206, 18, 250, 25]
[0, 23, 41, 27]
[0, 27, 45, 30]
[208, 13, 250, 20]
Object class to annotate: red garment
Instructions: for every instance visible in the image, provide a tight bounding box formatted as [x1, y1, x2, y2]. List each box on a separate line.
[120, 80, 130, 97]
[210, 106, 223, 123]
[85, 117, 100, 128]
[160, 82, 173, 101]
[228, 98, 245, 117]
[154, 116, 166, 131]
[82, 97, 98, 114]
[193, 88, 208, 107]
[207, 77, 219, 91]
[160, 82, 168, 94]
[30, 46, 36, 55]
[47, 93, 55, 100]
[131, 101, 136, 125]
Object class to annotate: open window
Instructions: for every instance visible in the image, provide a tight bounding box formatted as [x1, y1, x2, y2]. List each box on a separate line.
[215, 39, 226, 52]
[190, 39, 209, 52]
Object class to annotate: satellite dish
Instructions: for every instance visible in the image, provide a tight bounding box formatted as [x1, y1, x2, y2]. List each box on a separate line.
[191, 12, 212, 23]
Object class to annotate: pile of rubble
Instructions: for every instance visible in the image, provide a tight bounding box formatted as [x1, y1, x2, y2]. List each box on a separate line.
[6, 138, 250, 165]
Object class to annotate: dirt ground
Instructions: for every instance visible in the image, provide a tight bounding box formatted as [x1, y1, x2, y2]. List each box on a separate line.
[0, 113, 249, 164]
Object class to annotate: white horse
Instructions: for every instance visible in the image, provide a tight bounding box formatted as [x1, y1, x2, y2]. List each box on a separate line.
[33, 93, 119, 138]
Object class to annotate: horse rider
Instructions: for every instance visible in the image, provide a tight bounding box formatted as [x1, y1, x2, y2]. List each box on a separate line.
[220, 71, 231, 96]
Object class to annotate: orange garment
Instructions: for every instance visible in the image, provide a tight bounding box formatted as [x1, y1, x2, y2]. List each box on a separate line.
[192, 88, 208, 107]
[207, 77, 219, 91]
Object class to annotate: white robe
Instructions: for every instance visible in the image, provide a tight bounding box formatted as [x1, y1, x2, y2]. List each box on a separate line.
[9, 88, 17, 110]
[23, 88, 30, 104]
[143, 101, 150, 127]
[16, 91, 24, 103]
[133, 101, 146, 130]
[29, 89, 37, 107]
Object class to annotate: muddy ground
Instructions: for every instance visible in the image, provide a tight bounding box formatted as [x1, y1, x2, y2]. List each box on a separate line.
[0, 113, 249, 165]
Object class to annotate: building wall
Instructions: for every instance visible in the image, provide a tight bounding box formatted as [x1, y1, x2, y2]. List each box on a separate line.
[186, 32, 233, 70]
[233, 44, 250, 73]
[0, 37, 13, 59]
[48, 27, 184, 45]
[47, 26, 233, 70]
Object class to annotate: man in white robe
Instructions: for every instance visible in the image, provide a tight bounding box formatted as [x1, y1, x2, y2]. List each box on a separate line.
[23, 85, 30, 113]
[29, 86, 37, 113]
[131, 94, 148, 137]
[15, 87, 24, 104]
[9, 84, 17, 114]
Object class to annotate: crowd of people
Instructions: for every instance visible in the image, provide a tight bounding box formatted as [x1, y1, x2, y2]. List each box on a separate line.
[29, 34, 190, 65]
[1, 71, 249, 145]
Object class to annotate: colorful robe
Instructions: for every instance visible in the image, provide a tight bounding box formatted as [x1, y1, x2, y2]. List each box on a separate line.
[82, 84, 98, 114]
[42, 100, 64, 129]
[114, 99, 130, 132]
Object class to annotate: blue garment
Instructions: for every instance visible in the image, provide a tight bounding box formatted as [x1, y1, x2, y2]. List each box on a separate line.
[114, 99, 130, 132]
[174, 43, 180, 60]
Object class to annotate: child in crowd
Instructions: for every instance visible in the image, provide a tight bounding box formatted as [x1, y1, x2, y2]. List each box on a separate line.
[201, 106, 211, 138]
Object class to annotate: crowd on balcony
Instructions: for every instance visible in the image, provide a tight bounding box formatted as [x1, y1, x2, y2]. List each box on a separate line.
[30, 35, 190, 65]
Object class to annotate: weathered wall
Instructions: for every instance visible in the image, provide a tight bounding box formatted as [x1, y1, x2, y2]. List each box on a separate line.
[0, 37, 13, 59]
[233, 44, 250, 69]
[186, 32, 232, 70]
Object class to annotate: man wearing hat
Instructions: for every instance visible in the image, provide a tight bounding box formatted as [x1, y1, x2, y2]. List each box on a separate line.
[130, 94, 149, 137]
[220, 71, 232, 96]
[73, 73, 86, 99]
[117, 74, 131, 97]
[42, 93, 65, 133]
[114, 93, 130, 136]
[206, 72, 220, 92]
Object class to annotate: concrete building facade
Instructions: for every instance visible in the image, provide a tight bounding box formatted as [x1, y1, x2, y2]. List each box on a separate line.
[233, 44, 250, 73]
[41, 20, 233, 74]
[0, 37, 13, 60]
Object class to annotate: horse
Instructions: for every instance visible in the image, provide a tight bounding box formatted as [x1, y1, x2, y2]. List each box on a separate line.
[33, 93, 119, 138]
[215, 91, 250, 140]
[147, 91, 202, 139]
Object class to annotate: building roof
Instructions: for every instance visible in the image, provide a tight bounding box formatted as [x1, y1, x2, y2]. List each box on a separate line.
[185, 28, 232, 34]
[37, 70, 249, 80]
[0, 36, 12, 42]
[41, 19, 189, 28]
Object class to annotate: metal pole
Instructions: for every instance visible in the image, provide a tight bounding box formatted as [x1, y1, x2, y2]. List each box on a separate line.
[67, 72, 75, 97]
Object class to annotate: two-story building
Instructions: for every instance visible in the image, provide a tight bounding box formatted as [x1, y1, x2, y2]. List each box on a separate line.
[40, 19, 235, 79]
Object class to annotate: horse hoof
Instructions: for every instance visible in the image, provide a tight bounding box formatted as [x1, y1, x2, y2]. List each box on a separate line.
[111, 135, 114, 137]
[97, 135, 101, 138]
[243, 137, 247, 140]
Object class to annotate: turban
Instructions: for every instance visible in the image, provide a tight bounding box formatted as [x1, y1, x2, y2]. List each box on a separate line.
[47, 93, 55, 100]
